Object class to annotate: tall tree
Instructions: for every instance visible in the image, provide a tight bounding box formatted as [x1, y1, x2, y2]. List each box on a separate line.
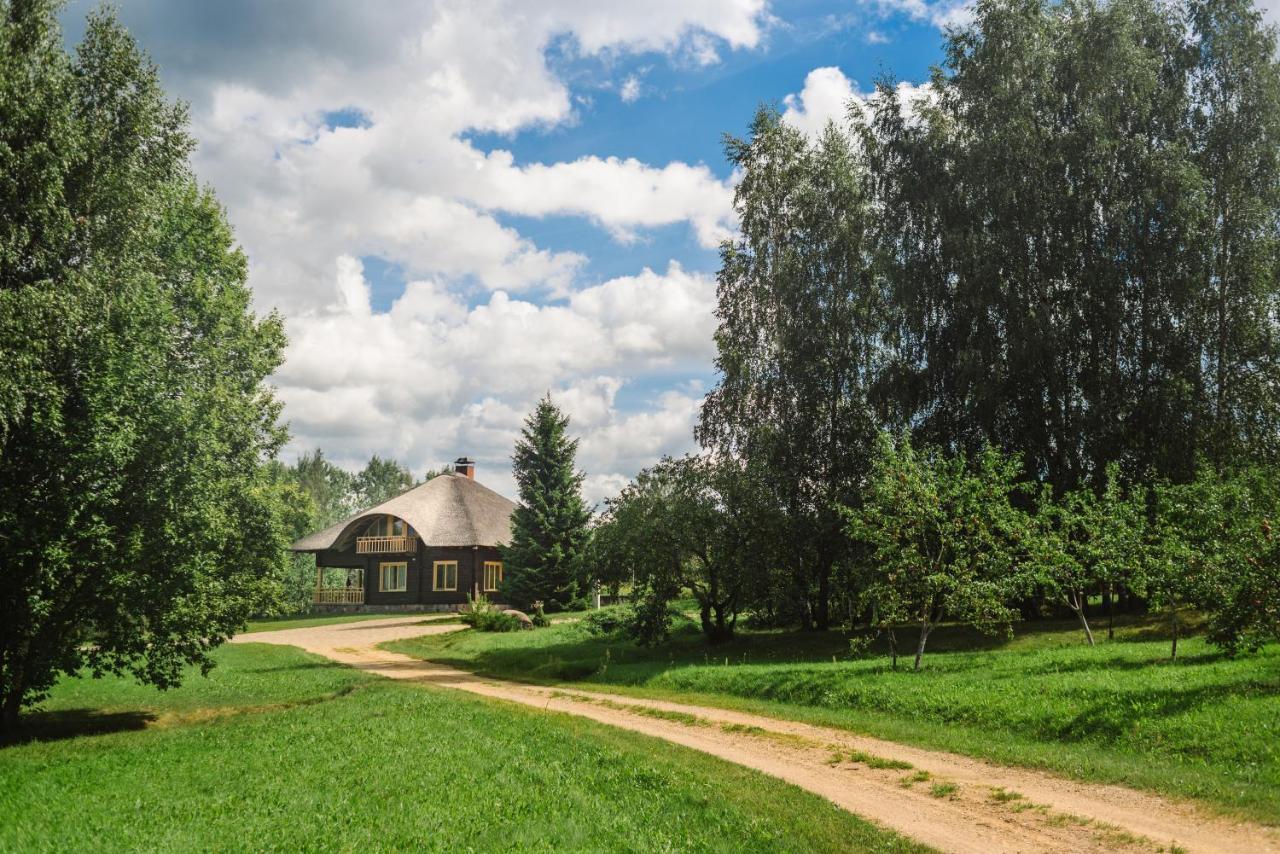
[0, 4, 287, 731]
[354, 454, 414, 508]
[501, 395, 591, 611]
[698, 112, 886, 630]
[291, 449, 356, 526]
[592, 455, 777, 643]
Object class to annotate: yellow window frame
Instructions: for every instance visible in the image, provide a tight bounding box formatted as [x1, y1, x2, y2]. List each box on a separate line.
[379, 561, 407, 592]
[432, 560, 458, 591]
[482, 561, 503, 592]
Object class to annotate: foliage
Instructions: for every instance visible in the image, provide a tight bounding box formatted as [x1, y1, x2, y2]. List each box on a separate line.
[391, 614, 1280, 823]
[1032, 465, 1148, 644]
[289, 449, 357, 527]
[578, 605, 635, 637]
[591, 454, 778, 643]
[3, 644, 923, 853]
[697, 112, 886, 631]
[865, 0, 1280, 488]
[1147, 466, 1280, 657]
[501, 394, 592, 611]
[353, 454, 415, 508]
[845, 434, 1032, 670]
[0, 4, 287, 731]
[459, 593, 521, 633]
[530, 601, 551, 628]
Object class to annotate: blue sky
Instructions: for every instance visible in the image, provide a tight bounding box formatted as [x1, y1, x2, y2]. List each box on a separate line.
[59, 0, 954, 502]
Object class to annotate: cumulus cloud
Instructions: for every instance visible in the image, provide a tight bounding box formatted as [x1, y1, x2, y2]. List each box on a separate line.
[56, 0, 775, 501]
[276, 258, 716, 501]
[782, 67, 934, 139]
[781, 66, 858, 137]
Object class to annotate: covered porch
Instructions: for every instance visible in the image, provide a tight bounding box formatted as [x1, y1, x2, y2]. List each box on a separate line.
[313, 566, 364, 605]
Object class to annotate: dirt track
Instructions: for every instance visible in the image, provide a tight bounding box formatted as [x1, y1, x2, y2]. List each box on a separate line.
[234, 617, 1280, 854]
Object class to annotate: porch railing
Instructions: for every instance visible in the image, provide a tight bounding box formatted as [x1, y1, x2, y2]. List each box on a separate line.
[314, 587, 365, 605]
[356, 535, 415, 554]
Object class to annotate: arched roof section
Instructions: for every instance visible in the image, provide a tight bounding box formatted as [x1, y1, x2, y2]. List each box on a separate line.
[290, 472, 518, 552]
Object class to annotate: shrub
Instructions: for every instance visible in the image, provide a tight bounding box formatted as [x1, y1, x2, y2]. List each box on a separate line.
[579, 605, 633, 636]
[530, 601, 551, 628]
[460, 594, 522, 633]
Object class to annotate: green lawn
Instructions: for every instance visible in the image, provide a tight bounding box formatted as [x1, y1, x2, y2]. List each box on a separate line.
[0, 644, 925, 853]
[384, 614, 1280, 825]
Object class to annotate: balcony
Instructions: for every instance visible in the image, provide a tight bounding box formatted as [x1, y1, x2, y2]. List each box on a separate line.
[356, 535, 416, 554]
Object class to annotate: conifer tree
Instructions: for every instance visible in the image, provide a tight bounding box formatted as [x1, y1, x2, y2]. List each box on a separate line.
[501, 395, 591, 610]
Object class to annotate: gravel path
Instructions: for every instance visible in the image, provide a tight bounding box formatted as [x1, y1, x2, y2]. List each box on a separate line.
[233, 617, 1279, 854]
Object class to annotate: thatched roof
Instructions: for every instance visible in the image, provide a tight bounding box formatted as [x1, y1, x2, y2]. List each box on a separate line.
[291, 471, 518, 552]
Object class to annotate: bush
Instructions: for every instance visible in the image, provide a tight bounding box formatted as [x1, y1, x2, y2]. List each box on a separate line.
[579, 605, 633, 636]
[460, 594, 522, 633]
[530, 601, 551, 628]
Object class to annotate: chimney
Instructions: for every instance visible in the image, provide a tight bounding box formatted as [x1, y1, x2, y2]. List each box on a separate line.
[454, 456, 475, 479]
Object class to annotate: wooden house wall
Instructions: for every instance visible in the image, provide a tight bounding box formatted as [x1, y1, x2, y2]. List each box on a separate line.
[360, 544, 504, 607]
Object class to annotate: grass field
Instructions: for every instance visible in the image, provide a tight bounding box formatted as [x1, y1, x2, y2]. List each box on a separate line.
[0, 644, 925, 852]
[385, 614, 1280, 824]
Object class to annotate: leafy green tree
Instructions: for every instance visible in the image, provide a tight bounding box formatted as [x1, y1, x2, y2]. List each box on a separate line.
[291, 449, 356, 526]
[501, 395, 591, 611]
[1147, 465, 1280, 658]
[354, 454, 414, 508]
[1033, 466, 1147, 644]
[866, 0, 1280, 489]
[845, 434, 1031, 670]
[698, 111, 886, 631]
[591, 455, 777, 643]
[0, 4, 286, 731]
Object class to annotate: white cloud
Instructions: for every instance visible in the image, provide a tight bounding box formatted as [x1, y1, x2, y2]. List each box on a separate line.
[859, 0, 974, 32]
[782, 66, 857, 137]
[276, 258, 717, 501]
[60, 0, 775, 502]
[1259, 0, 1279, 26]
[782, 67, 934, 139]
[620, 74, 642, 103]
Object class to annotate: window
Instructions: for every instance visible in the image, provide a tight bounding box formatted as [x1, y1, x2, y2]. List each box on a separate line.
[379, 562, 407, 592]
[482, 561, 503, 592]
[433, 560, 458, 591]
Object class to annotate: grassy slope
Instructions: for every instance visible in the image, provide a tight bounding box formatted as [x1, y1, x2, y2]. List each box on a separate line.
[0, 644, 924, 853]
[384, 615, 1280, 824]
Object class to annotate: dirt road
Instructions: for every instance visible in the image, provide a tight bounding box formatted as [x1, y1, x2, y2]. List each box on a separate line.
[233, 617, 1279, 854]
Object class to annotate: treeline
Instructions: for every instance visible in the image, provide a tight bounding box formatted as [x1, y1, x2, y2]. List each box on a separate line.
[592, 0, 1280, 663]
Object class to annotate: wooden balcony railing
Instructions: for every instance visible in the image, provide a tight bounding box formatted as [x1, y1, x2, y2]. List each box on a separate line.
[314, 586, 364, 605]
[356, 535, 415, 554]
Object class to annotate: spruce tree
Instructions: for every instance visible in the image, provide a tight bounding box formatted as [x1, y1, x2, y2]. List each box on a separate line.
[501, 395, 591, 611]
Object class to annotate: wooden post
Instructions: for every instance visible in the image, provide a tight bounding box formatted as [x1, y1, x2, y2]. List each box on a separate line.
[314, 564, 323, 605]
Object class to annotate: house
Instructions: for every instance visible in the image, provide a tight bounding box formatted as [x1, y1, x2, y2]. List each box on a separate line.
[292, 457, 517, 611]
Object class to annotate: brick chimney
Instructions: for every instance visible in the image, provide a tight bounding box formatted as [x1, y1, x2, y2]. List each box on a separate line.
[454, 456, 476, 479]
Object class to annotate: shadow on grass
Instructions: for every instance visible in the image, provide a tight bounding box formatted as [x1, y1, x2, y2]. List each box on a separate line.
[238, 661, 353, 674]
[2, 708, 156, 747]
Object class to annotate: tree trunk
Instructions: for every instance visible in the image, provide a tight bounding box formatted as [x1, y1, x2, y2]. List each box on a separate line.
[1170, 609, 1179, 660]
[1, 683, 23, 737]
[1077, 608, 1095, 646]
[1106, 582, 1114, 640]
[815, 568, 831, 631]
[1067, 591, 1094, 645]
[913, 621, 932, 672]
[887, 627, 898, 670]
